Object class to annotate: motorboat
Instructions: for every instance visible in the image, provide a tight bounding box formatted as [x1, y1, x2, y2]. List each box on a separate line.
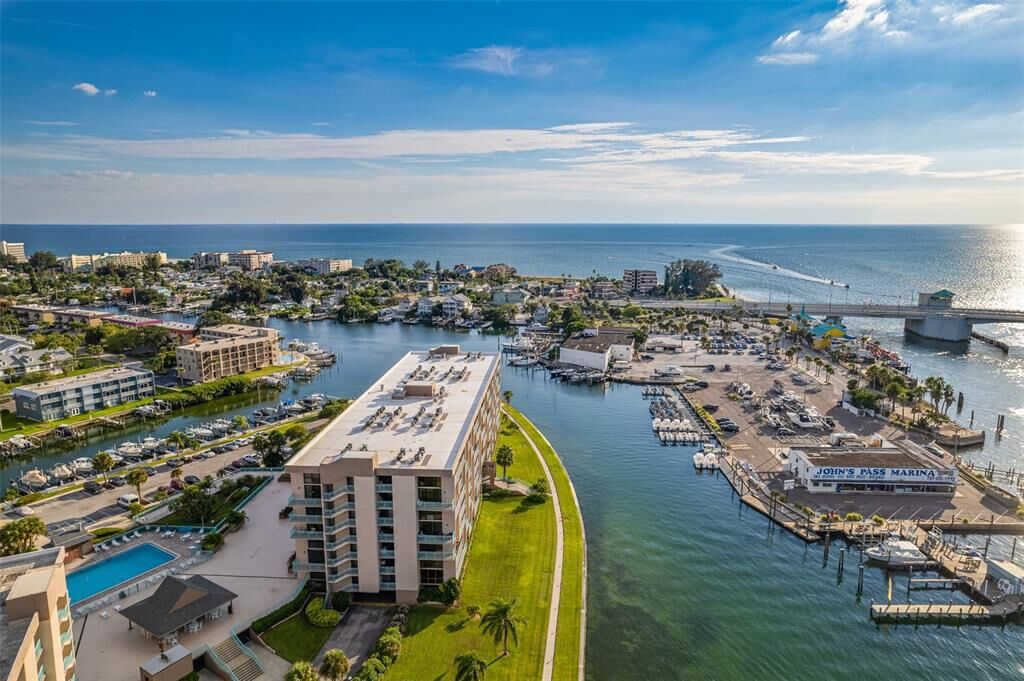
[72, 457, 94, 475]
[655, 365, 685, 377]
[693, 452, 706, 469]
[787, 411, 820, 429]
[864, 536, 930, 567]
[50, 464, 76, 481]
[19, 469, 49, 490]
[118, 442, 143, 457]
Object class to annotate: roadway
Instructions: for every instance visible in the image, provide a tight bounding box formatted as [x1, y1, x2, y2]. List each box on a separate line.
[6, 418, 327, 534]
[614, 299, 1024, 324]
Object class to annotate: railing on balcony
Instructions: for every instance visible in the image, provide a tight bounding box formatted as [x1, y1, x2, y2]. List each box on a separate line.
[416, 533, 454, 544]
[287, 495, 323, 506]
[327, 552, 358, 566]
[63, 653, 75, 669]
[380, 565, 396, 575]
[417, 550, 454, 560]
[377, 516, 394, 526]
[326, 518, 356, 533]
[378, 549, 396, 558]
[327, 567, 358, 582]
[290, 528, 323, 540]
[34, 639, 43, 658]
[288, 513, 323, 524]
[378, 531, 395, 541]
[376, 500, 394, 510]
[323, 502, 356, 518]
[379, 580, 396, 591]
[322, 485, 355, 501]
[325, 536, 356, 550]
[416, 499, 454, 510]
[375, 483, 393, 493]
[57, 605, 71, 621]
[60, 631, 73, 647]
[292, 561, 326, 572]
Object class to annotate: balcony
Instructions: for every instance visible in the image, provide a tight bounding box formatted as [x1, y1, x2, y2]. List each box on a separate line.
[416, 533, 454, 544]
[322, 486, 355, 501]
[292, 561, 326, 572]
[325, 536, 356, 550]
[378, 532, 395, 542]
[38, 665, 46, 681]
[417, 550, 453, 560]
[61, 630, 74, 648]
[327, 552, 357, 567]
[323, 502, 356, 518]
[57, 605, 71, 621]
[290, 528, 322, 540]
[416, 499, 453, 510]
[379, 580, 396, 591]
[327, 567, 358, 582]
[376, 500, 394, 510]
[380, 565, 396, 575]
[375, 483, 393, 493]
[288, 513, 323, 524]
[34, 638, 43, 659]
[63, 653, 75, 669]
[326, 518, 356, 533]
[287, 495, 323, 506]
[377, 516, 394, 526]
[379, 549, 396, 559]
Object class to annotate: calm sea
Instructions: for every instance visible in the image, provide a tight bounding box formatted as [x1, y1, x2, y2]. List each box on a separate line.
[4, 321, 1022, 680]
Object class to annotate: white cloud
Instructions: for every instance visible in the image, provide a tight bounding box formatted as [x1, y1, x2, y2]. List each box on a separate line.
[144, 90, 157, 97]
[312, 122, 331, 127]
[22, 120, 79, 127]
[759, 0, 1015, 63]
[448, 45, 589, 78]
[72, 82, 99, 96]
[756, 52, 820, 65]
[950, 3, 1003, 24]
[104, 89, 117, 96]
[711, 150, 934, 175]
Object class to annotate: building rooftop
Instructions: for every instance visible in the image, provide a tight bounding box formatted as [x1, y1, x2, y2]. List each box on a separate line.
[120, 575, 236, 638]
[156, 321, 196, 332]
[12, 365, 152, 398]
[561, 327, 635, 354]
[794, 441, 949, 470]
[106, 314, 160, 325]
[202, 324, 275, 338]
[289, 347, 499, 471]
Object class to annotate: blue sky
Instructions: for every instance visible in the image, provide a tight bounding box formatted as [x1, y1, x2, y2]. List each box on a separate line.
[1, 1, 1021, 224]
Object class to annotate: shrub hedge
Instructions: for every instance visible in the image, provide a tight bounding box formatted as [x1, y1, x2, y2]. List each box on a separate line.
[251, 585, 311, 634]
[305, 598, 341, 628]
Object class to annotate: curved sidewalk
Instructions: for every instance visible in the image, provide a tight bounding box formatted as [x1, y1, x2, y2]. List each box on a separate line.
[505, 406, 587, 681]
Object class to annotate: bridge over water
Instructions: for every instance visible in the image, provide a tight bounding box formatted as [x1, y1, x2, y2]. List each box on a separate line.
[629, 291, 1024, 343]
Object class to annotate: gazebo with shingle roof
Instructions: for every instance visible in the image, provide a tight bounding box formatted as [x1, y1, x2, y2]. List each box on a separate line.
[120, 575, 236, 642]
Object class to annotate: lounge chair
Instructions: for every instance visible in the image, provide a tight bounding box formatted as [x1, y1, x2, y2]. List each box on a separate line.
[180, 533, 191, 542]
[111, 539, 121, 547]
[122, 534, 133, 543]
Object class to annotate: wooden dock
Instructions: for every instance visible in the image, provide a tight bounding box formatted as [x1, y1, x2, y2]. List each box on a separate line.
[870, 600, 1023, 623]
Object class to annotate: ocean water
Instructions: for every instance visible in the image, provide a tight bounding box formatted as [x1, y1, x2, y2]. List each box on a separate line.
[2, 317, 1023, 679]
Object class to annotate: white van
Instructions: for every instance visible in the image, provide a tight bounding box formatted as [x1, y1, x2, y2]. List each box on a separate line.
[117, 493, 140, 510]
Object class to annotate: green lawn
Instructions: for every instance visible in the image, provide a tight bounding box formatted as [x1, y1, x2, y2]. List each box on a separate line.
[261, 614, 333, 663]
[505, 406, 586, 681]
[386, 422, 557, 680]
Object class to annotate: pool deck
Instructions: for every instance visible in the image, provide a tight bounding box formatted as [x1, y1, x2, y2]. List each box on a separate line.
[73, 477, 297, 681]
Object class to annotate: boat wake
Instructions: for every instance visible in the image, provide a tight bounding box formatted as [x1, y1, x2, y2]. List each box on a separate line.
[708, 246, 848, 289]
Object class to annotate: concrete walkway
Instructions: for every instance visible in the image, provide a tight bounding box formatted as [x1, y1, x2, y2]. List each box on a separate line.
[512, 411, 564, 681]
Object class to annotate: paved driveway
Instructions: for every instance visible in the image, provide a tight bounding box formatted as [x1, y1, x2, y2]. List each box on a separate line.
[314, 605, 392, 675]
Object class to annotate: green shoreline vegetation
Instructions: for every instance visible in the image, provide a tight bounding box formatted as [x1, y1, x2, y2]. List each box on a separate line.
[386, 407, 584, 680]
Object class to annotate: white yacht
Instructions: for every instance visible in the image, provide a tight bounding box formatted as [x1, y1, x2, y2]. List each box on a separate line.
[655, 365, 685, 377]
[865, 536, 930, 567]
[692, 452, 706, 469]
[72, 457, 95, 475]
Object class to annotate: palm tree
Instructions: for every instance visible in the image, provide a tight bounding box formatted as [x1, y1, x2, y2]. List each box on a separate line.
[502, 390, 513, 405]
[126, 468, 148, 501]
[884, 381, 903, 415]
[480, 597, 527, 656]
[284, 661, 319, 681]
[495, 445, 515, 481]
[170, 468, 183, 482]
[319, 649, 350, 681]
[942, 383, 955, 415]
[166, 431, 187, 453]
[454, 651, 488, 681]
[93, 451, 114, 485]
[823, 364, 834, 383]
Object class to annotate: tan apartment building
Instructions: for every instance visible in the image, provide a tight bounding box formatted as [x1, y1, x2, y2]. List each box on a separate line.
[227, 250, 273, 271]
[0, 548, 77, 681]
[175, 325, 280, 383]
[285, 345, 501, 604]
[298, 258, 352, 274]
[1, 241, 27, 263]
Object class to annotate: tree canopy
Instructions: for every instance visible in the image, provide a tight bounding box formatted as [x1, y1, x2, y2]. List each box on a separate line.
[663, 259, 722, 298]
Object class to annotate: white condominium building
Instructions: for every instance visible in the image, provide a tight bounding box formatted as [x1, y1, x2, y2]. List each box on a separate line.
[175, 325, 280, 383]
[64, 251, 167, 272]
[623, 269, 658, 294]
[227, 250, 273, 271]
[285, 345, 501, 604]
[298, 258, 353, 274]
[1, 241, 27, 263]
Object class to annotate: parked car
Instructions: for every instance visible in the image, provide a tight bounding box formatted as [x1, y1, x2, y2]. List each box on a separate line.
[109, 476, 127, 487]
[83, 481, 104, 494]
[166, 458, 184, 468]
[776, 427, 796, 436]
[720, 422, 740, 432]
[184, 475, 201, 485]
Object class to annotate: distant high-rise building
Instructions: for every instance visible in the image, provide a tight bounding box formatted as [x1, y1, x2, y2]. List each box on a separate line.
[1, 241, 28, 263]
[623, 269, 658, 294]
[227, 250, 274, 271]
[298, 258, 353, 275]
[175, 325, 281, 383]
[64, 251, 166, 272]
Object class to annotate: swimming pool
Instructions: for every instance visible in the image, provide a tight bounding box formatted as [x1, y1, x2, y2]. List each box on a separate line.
[67, 542, 177, 605]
